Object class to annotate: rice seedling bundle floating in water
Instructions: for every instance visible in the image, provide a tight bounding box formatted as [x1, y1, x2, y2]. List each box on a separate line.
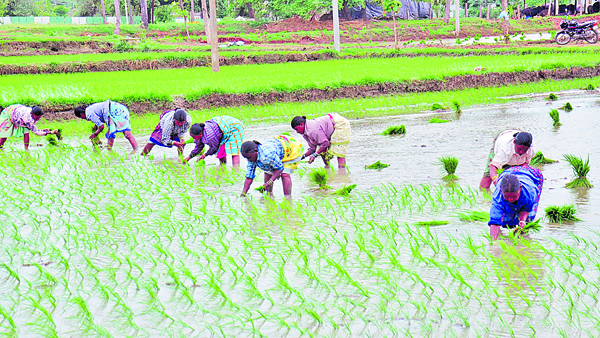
[431, 103, 445, 110]
[365, 161, 390, 169]
[381, 125, 406, 135]
[308, 168, 330, 189]
[429, 117, 450, 123]
[585, 83, 596, 90]
[549, 109, 561, 127]
[560, 102, 573, 112]
[545, 205, 580, 223]
[457, 209, 489, 222]
[547, 93, 558, 101]
[334, 184, 357, 196]
[563, 154, 593, 188]
[530, 151, 557, 165]
[439, 156, 459, 180]
[413, 220, 449, 226]
[452, 100, 462, 115]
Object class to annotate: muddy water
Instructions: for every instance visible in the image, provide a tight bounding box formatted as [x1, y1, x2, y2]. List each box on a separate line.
[2, 92, 599, 337]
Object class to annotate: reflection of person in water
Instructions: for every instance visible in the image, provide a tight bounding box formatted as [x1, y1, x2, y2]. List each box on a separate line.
[488, 166, 543, 240]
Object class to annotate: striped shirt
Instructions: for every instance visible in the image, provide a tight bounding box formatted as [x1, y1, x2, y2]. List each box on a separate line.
[189, 120, 223, 158]
[245, 139, 284, 179]
[160, 110, 191, 146]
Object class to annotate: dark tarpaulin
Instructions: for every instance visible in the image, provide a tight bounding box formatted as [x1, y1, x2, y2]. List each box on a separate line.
[358, 0, 431, 19]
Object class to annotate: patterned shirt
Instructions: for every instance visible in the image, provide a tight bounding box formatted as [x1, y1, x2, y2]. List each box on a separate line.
[489, 167, 543, 226]
[303, 115, 335, 153]
[245, 139, 284, 179]
[85, 100, 111, 127]
[491, 130, 536, 169]
[160, 110, 192, 146]
[189, 120, 223, 158]
[8, 105, 46, 136]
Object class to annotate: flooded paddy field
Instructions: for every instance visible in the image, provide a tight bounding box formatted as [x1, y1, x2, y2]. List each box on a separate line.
[0, 93, 598, 337]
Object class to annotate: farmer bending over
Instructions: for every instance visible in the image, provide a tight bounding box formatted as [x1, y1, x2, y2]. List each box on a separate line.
[291, 114, 351, 170]
[74, 100, 138, 151]
[0, 104, 58, 150]
[480, 130, 535, 190]
[141, 109, 191, 156]
[240, 136, 304, 196]
[489, 166, 543, 240]
[184, 115, 245, 166]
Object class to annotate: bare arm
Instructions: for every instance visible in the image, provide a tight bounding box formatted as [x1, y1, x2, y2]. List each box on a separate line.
[241, 178, 254, 196]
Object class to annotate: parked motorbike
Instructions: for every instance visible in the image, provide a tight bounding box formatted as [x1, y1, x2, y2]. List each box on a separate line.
[556, 19, 598, 45]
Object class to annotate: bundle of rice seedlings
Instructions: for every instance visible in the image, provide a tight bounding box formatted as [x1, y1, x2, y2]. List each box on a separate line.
[334, 184, 357, 196]
[414, 220, 449, 226]
[431, 103, 444, 110]
[254, 186, 267, 193]
[381, 125, 406, 135]
[545, 205, 580, 223]
[522, 218, 542, 233]
[549, 109, 561, 127]
[56, 128, 63, 140]
[585, 83, 596, 90]
[457, 210, 489, 222]
[439, 156, 459, 180]
[429, 117, 450, 123]
[91, 126, 102, 146]
[560, 102, 573, 112]
[563, 154, 593, 188]
[46, 134, 59, 146]
[452, 100, 462, 115]
[547, 93, 558, 101]
[365, 161, 390, 169]
[530, 151, 557, 165]
[308, 168, 330, 189]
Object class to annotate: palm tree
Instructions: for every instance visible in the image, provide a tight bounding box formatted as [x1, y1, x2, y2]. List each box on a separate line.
[114, 0, 121, 34]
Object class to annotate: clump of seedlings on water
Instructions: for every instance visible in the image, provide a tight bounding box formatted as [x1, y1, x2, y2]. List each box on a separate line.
[365, 161, 390, 169]
[457, 209, 489, 222]
[46, 128, 63, 147]
[549, 109, 561, 127]
[559, 102, 573, 112]
[439, 156, 459, 181]
[585, 83, 596, 90]
[308, 168, 330, 189]
[429, 117, 450, 123]
[547, 93, 558, 101]
[431, 103, 448, 111]
[452, 100, 462, 115]
[563, 154, 592, 188]
[381, 125, 406, 135]
[334, 184, 357, 196]
[545, 205, 580, 223]
[531, 151, 557, 165]
[413, 220, 449, 226]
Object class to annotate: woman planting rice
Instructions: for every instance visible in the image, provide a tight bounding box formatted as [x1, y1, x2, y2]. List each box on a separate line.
[184, 116, 245, 166]
[240, 135, 304, 196]
[141, 109, 191, 156]
[489, 166, 544, 240]
[480, 130, 535, 190]
[291, 114, 351, 170]
[74, 100, 138, 151]
[0, 104, 59, 150]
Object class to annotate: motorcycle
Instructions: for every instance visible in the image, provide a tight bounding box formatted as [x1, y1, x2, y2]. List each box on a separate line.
[556, 19, 598, 45]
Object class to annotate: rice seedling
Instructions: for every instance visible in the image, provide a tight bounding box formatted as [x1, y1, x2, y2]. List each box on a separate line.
[381, 125, 406, 135]
[531, 151, 557, 165]
[563, 154, 593, 188]
[549, 109, 561, 127]
[56, 128, 63, 140]
[522, 218, 542, 233]
[334, 184, 357, 196]
[452, 100, 462, 115]
[545, 205, 580, 223]
[413, 220, 449, 226]
[254, 186, 266, 193]
[431, 103, 445, 110]
[560, 102, 573, 112]
[365, 161, 390, 169]
[585, 83, 595, 90]
[308, 168, 330, 189]
[547, 93, 558, 100]
[46, 134, 59, 146]
[457, 210, 489, 222]
[439, 156, 459, 180]
[429, 117, 450, 123]
[90, 126, 102, 146]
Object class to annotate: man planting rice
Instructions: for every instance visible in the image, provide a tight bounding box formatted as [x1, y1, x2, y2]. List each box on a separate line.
[74, 100, 138, 151]
[480, 130, 535, 190]
[184, 115, 245, 166]
[489, 166, 544, 240]
[0, 104, 59, 150]
[240, 135, 304, 196]
[291, 114, 351, 170]
[141, 108, 191, 156]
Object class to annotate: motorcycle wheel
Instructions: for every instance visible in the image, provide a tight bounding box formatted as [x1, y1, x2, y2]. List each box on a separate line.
[556, 31, 571, 45]
[584, 30, 598, 44]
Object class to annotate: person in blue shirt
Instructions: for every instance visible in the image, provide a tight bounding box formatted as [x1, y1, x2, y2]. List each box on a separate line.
[239, 136, 304, 196]
[489, 166, 544, 240]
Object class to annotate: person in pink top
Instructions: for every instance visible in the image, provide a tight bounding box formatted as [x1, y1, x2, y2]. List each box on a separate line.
[480, 129, 535, 189]
[291, 113, 351, 170]
[0, 104, 59, 150]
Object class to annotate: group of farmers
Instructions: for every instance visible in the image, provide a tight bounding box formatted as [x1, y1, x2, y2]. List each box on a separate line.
[0, 102, 541, 240]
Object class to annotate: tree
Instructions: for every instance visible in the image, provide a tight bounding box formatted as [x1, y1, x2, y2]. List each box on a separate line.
[54, 4, 69, 15]
[114, 0, 121, 34]
[0, 0, 8, 16]
[171, 1, 189, 37]
[141, 0, 149, 29]
[444, 0, 451, 23]
[381, 0, 401, 48]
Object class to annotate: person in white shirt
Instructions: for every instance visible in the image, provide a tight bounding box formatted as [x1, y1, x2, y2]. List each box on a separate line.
[480, 130, 535, 190]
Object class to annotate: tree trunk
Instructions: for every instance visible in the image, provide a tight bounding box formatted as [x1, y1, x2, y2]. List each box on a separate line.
[201, 0, 210, 43]
[101, 0, 107, 23]
[191, 0, 195, 21]
[392, 14, 398, 48]
[151, 0, 155, 23]
[140, 0, 149, 29]
[246, 2, 254, 18]
[486, 4, 490, 19]
[455, 0, 459, 35]
[126, 0, 133, 23]
[464, 2, 468, 17]
[114, 0, 121, 34]
[502, 0, 508, 36]
[444, 0, 451, 24]
[209, 0, 219, 72]
[554, 0, 558, 15]
[516, 4, 520, 18]
[123, 0, 129, 24]
[479, 5, 482, 18]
